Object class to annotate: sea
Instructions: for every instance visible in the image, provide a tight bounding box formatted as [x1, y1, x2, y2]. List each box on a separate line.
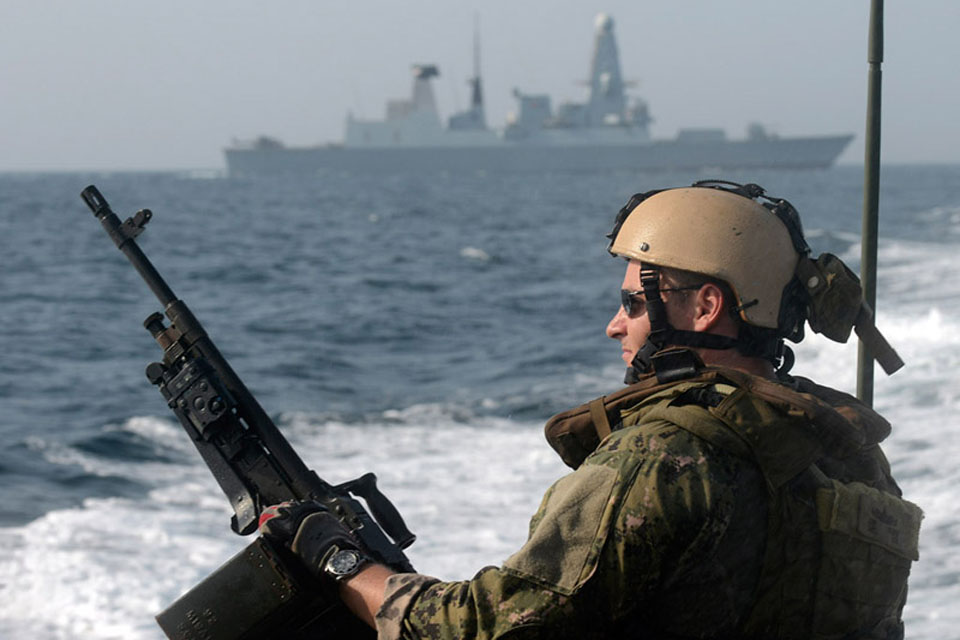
[0, 165, 957, 638]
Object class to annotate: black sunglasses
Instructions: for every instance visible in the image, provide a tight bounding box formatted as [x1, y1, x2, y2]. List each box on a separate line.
[620, 285, 705, 317]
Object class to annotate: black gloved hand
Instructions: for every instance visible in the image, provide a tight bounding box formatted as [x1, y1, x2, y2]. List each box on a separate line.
[259, 500, 367, 583]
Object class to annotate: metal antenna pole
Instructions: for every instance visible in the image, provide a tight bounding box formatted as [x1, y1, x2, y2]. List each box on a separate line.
[857, 0, 884, 406]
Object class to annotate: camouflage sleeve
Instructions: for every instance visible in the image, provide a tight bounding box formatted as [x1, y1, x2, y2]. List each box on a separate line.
[374, 419, 747, 639]
[375, 573, 442, 639]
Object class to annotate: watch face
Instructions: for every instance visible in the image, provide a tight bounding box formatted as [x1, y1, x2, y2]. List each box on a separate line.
[326, 549, 361, 578]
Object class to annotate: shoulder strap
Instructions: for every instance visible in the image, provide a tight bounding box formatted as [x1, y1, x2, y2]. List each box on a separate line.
[714, 369, 865, 458]
[588, 398, 612, 440]
[544, 365, 865, 471]
[544, 370, 726, 469]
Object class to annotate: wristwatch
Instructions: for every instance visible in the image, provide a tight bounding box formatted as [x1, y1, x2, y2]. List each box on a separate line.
[323, 548, 368, 581]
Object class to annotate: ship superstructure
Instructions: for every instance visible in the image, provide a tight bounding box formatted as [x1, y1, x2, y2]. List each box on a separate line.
[503, 14, 651, 145]
[343, 64, 496, 148]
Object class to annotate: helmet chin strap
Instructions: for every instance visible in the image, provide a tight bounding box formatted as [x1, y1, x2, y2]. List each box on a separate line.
[625, 266, 756, 384]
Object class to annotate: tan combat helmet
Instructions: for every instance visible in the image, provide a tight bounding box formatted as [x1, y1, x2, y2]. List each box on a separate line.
[608, 186, 800, 330]
[607, 181, 903, 379]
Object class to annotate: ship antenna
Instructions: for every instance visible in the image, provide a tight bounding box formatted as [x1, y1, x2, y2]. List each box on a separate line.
[857, 0, 889, 403]
[471, 13, 483, 110]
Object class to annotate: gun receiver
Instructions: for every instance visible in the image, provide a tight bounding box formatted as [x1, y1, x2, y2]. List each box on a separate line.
[81, 185, 414, 639]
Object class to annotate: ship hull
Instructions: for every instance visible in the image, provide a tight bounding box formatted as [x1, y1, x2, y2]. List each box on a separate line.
[224, 135, 853, 177]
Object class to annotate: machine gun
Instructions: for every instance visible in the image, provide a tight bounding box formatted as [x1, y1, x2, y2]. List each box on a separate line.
[80, 186, 415, 640]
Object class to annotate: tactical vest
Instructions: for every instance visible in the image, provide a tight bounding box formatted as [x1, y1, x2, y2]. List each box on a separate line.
[545, 365, 922, 639]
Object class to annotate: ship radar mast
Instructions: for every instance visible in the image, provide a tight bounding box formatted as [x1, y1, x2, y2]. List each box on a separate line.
[470, 15, 485, 115]
[588, 13, 627, 125]
[449, 14, 488, 131]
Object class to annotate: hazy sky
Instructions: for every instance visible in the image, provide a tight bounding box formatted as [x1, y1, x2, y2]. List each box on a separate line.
[2, 1, 958, 171]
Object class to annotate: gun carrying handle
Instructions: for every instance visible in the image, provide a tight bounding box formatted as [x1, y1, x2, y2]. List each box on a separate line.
[339, 473, 416, 550]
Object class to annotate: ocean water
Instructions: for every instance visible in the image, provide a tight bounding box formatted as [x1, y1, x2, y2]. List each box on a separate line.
[0, 166, 957, 638]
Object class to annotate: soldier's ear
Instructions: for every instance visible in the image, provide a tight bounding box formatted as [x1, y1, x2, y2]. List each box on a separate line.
[691, 283, 727, 332]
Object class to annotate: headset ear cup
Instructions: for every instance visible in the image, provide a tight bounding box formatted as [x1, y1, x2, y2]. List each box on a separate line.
[802, 254, 864, 343]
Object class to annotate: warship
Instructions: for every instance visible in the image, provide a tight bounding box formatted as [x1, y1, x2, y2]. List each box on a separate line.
[224, 14, 853, 176]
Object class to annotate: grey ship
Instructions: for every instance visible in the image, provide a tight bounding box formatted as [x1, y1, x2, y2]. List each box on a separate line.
[225, 14, 852, 176]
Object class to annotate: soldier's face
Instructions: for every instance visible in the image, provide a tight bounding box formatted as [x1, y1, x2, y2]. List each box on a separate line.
[606, 261, 649, 364]
[605, 261, 692, 365]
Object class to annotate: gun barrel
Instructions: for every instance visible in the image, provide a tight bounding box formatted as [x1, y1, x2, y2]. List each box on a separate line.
[81, 185, 178, 306]
[80, 186, 317, 521]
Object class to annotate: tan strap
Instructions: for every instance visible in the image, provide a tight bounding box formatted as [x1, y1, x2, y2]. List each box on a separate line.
[589, 397, 612, 440]
[544, 362, 875, 470]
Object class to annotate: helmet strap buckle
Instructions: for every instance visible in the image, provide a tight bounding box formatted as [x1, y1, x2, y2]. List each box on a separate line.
[624, 267, 673, 380]
[639, 267, 669, 335]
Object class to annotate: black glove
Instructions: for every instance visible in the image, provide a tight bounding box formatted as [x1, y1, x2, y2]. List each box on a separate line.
[259, 501, 368, 583]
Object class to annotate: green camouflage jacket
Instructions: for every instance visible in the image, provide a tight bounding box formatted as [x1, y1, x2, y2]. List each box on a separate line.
[375, 382, 770, 639]
[374, 374, 919, 639]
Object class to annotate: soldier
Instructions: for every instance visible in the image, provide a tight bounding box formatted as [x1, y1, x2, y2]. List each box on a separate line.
[260, 181, 921, 638]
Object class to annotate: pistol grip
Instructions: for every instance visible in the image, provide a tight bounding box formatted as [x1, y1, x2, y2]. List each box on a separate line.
[339, 473, 416, 550]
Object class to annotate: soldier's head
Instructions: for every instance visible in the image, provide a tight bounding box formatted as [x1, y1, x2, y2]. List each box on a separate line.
[605, 181, 813, 381]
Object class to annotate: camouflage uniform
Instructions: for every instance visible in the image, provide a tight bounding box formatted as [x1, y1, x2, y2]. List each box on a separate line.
[375, 371, 920, 639]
